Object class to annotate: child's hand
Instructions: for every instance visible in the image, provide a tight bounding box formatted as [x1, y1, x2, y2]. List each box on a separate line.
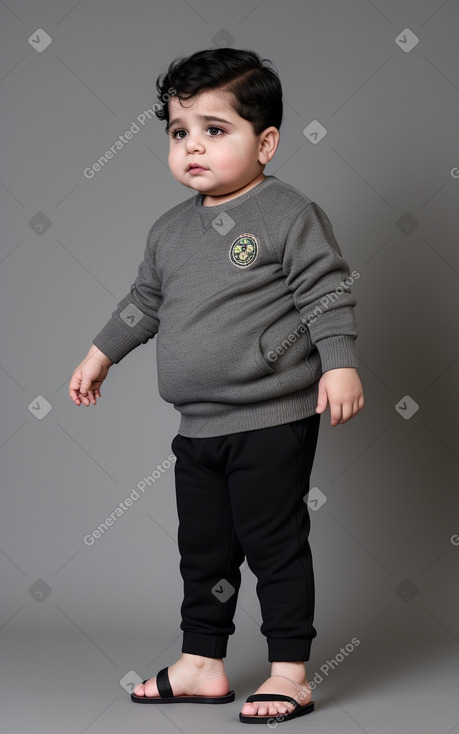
[69, 345, 113, 406]
[316, 367, 364, 426]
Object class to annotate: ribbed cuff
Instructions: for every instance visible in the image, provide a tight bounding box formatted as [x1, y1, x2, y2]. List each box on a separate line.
[182, 631, 229, 659]
[92, 317, 143, 364]
[267, 636, 314, 662]
[315, 335, 358, 373]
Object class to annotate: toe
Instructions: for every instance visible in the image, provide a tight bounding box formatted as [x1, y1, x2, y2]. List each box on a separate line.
[275, 701, 295, 715]
[133, 678, 159, 698]
[242, 701, 269, 717]
[143, 678, 159, 698]
[241, 699, 298, 719]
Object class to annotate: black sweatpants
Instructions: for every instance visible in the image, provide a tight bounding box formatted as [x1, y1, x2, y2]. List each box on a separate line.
[171, 413, 321, 663]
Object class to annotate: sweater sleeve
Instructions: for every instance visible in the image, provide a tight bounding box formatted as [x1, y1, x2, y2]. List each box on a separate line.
[92, 224, 162, 364]
[281, 202, 359, 373]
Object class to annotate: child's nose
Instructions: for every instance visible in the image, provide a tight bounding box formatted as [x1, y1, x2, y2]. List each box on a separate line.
[185, 134, 205, 154]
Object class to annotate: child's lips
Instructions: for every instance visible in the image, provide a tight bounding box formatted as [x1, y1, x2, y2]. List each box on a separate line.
[187, 165, 208, 174]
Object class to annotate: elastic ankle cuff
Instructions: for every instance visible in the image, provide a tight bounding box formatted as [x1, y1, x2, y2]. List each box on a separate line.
[267, 638, 313, 662]
[182, 632, 228, 659]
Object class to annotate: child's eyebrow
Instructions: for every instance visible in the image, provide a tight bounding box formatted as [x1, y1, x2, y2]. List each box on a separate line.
[168, 114, 235, 128]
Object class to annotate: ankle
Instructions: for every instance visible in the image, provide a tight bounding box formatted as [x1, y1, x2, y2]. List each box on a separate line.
[181, 653, 224, 669]
[271, 661, 306, 681]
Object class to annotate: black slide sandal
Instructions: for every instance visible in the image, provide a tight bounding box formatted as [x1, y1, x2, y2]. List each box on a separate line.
[239, 694, 314, 723]
[131, 667, 235, 704]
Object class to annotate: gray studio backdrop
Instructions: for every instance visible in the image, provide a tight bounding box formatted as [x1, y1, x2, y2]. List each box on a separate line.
[1, 1, 458, 733]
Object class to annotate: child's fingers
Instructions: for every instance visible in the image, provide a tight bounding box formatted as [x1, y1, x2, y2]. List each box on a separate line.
[69, 373, 83, 403]
[340, 402, 354, 423]
[69, 363, 105, 406]
[315, 379, 328, 414]
[81, 389, 98, 405]
[69, 387, 79, 403]
[337, 397, 363, 424]
[88, 388, 102, 403]
[329, 402, 342, 425]
[343, 397, 364, 422]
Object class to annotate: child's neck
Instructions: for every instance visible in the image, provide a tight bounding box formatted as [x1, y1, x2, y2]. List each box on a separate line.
[201, 173, 266, 207]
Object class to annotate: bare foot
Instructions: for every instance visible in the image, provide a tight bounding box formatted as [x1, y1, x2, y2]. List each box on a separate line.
[132, 653, 231, 699]
[240, 662, 312, 719]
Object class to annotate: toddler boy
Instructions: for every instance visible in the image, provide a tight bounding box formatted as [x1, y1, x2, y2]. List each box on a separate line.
[69, 47, 364, 724]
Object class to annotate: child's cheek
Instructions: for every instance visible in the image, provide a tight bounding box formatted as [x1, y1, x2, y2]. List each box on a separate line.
[168, 150, 178, 171]
[218, 153, 239, 173]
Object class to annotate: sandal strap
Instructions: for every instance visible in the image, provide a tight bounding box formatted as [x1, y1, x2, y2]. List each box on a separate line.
[245, 693, 300, 709]
[270, 674, 304, 688]
[156, 667, 174, 698]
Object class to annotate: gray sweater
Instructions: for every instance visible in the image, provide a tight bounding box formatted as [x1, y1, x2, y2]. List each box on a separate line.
[93, 175, 359, 438]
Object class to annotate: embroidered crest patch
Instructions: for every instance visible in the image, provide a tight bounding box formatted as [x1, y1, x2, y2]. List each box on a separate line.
[229, 234, 258, 268]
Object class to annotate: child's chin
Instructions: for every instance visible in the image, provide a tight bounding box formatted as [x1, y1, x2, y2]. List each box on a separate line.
[178, 179, 201, 191]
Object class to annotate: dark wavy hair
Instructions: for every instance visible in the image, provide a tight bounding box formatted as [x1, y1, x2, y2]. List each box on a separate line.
[155, 48, 283, 135]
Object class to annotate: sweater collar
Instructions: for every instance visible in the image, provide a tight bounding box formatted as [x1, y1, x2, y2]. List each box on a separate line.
[193, 175, 277, 216]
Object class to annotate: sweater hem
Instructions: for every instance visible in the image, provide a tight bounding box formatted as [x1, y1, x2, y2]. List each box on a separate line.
[175, 385, 320, 438]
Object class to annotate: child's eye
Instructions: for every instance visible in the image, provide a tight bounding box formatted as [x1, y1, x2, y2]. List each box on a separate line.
[207, 126, 224, 136]
[169, 126, 224, 140]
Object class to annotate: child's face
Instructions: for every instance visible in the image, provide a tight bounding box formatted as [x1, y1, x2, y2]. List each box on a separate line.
[167, 89, 274, 204]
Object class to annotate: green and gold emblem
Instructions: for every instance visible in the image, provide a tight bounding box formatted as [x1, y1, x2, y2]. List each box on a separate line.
[229, 234, 258, 268]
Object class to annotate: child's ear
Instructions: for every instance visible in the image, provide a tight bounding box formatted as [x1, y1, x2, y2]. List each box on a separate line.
[258, 126, 280, 165]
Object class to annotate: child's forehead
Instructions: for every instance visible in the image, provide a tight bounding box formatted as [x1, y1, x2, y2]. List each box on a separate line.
[168, 88, 238, 119]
